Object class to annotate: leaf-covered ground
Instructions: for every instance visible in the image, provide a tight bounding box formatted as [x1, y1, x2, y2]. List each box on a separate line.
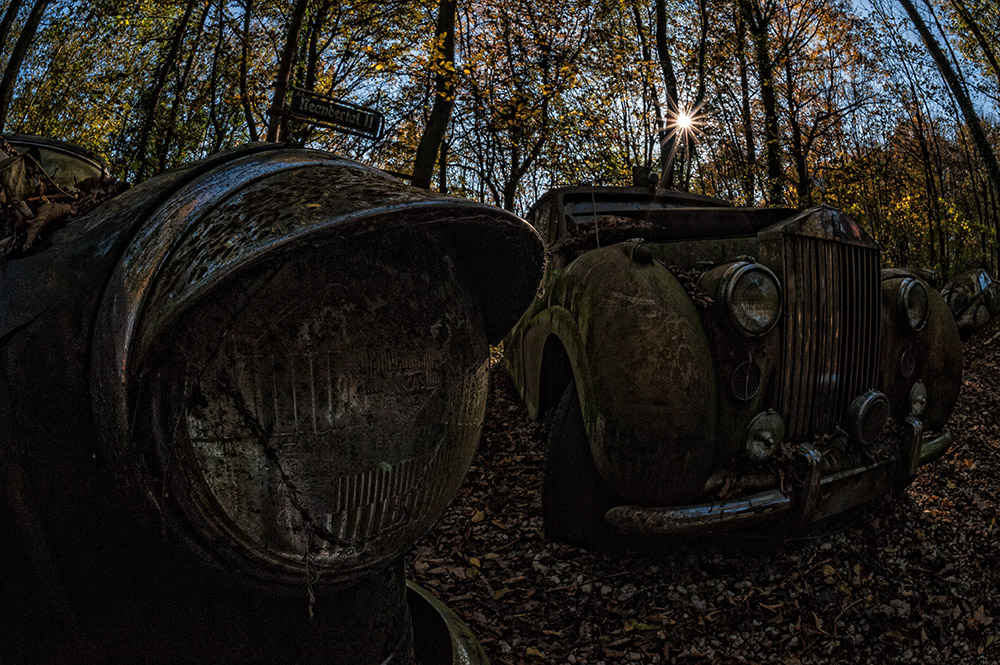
[408, 321, 1000, 664]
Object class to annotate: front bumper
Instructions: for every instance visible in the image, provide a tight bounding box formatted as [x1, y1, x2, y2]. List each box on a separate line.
[604, 428, 952, 539]
[408, 580, 491, 665]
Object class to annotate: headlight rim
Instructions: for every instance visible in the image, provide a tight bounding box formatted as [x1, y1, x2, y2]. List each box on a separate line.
[898, 277, 929, 332]
[722, 261, 782, 337]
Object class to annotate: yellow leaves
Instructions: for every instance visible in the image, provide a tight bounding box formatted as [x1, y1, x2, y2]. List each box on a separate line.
[623, 617, 660, 632]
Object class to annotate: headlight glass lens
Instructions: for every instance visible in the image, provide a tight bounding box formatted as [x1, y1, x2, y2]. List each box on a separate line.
[899, 278, 929, 331]
[726, 264, 781, 336]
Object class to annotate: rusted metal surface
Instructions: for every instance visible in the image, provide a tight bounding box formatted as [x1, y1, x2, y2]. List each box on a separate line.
[878, 276, 962, 433]
[605, 490, 792, 538]
[758, 211, 882, 441]
[919, 430, 954, 465]
[553, 245, 718, 505]
[503, 185, 963, 546]
[90, 149, 541, 587]
[1, 142, 542, 663]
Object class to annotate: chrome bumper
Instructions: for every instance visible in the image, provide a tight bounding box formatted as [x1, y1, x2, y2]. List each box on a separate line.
[408, 580, 490, 665]
[604, 429, 953, 539]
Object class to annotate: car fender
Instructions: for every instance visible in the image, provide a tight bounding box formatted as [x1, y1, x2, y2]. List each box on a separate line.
[879, 275, 962, 430]
[512, 304, 594, 422]
[549, 244, 718, 505]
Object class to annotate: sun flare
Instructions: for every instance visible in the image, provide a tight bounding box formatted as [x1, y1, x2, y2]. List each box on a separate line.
[675, 111, 694, 132]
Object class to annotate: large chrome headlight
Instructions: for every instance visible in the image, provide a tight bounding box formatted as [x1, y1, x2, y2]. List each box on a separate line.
[722, 262, 781, 336]
[898, 277, 929, 331]
[848, 389, 890, 446]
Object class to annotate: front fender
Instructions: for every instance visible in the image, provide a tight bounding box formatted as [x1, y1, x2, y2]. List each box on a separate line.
[879, 275, 962, 430]
[554, 245, 718, 505]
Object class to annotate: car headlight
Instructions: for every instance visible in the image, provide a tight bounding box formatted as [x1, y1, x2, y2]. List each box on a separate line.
[848, 389, 890, 446]
[898, 277, 928, 331]
[723, 262, 781, 336]
[90, 150, 544, 589]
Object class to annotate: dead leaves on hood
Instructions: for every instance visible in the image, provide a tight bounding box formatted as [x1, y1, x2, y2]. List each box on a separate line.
[0, 136, 126, 257]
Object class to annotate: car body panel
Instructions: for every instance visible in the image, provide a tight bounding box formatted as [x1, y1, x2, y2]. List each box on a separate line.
[504, 185, 962, 540]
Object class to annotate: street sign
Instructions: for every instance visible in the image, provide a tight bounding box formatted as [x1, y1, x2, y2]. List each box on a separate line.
[286, 87, 385, 140]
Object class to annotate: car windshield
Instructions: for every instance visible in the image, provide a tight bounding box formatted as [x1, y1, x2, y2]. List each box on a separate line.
[563, 198, 690, 225]
[7, 137, 107, 192]
[557, 191, 795, 246]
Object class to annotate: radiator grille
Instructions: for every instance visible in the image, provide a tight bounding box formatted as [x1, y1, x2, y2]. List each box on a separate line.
[778, 235, 881, 441]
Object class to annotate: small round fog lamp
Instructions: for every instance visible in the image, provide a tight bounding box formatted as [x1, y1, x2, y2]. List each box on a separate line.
[909, 381, 928, 417]
[745, 410, 785, 461]
[848, 390, 890, 446]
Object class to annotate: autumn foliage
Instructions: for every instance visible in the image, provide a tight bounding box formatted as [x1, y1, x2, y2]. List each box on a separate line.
[0, 0, 997, 276]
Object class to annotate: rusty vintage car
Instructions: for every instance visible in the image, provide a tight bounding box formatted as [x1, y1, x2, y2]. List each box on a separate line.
[940, 268, 1000, 335]
[0, 139, 542, 664]
[503, 185, 962, 549]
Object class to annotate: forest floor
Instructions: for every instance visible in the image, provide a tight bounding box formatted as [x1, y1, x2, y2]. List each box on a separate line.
[407, 319, 1000, 665]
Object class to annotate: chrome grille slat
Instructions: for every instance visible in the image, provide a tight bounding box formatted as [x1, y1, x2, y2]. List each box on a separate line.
[779, 235, 880, 441]
[827, 242, 844, 422]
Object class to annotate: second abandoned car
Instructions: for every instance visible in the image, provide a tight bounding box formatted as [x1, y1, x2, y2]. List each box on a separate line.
[504, 185, 962, 548]
[940, 268, 1000, 335]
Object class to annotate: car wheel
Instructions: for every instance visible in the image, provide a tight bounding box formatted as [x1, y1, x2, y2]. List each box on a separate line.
[543, 379, 622, 550]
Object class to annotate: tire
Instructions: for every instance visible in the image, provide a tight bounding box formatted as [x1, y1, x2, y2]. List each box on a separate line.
[542, 379, 622, 550]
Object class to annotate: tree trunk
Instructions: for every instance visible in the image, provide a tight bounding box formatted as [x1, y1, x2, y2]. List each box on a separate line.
[739, 0, 783, 205]
[207, 1, 226, 152]
[783, 58, 810, 208]
[947, 0, 1000, 87]
[437, 139, 449, 193]
[265, 0, 309, 142]
[412, 0, 457, 189]
[157, 0, 213, 171]
[736, 12, 757, 205]
[0, 0, 50, 130]
[132, 0, 200, 181]
[898, 0, 1000, 206]
[239, 0, 259, 141]
[654, 0, 680, 188]
[628, 0, 663, 170]
[680, 0, 709, 189]
[909, 83, 942, 272]
[0, 0, 26, 56]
